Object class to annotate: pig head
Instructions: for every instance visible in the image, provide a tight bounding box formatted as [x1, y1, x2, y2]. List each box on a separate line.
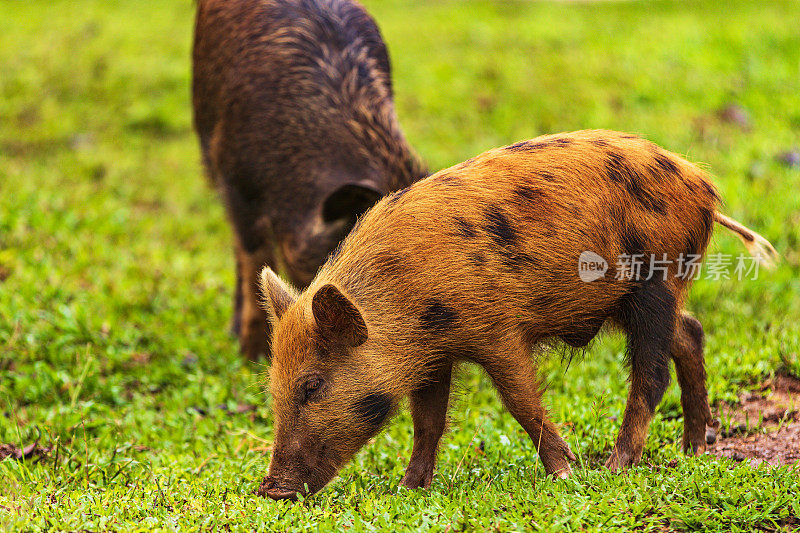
[257, 269, 396, 500]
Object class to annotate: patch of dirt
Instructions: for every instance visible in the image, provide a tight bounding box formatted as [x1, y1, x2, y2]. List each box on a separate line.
[0, 441, 51, 461]
[709, 374, 800, 466]
[712, 425, 800, 466]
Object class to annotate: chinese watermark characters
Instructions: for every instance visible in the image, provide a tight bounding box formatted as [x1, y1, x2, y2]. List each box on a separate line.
[578, 251, 763, 282]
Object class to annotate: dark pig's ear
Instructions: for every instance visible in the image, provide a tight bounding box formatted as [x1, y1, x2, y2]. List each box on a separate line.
[260, 267, 298, 327]
[311, 284, 368, 347]
[321, 183, 383, 224]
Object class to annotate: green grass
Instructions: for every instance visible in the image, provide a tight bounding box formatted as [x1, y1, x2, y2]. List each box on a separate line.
[1, 0, 799, 530]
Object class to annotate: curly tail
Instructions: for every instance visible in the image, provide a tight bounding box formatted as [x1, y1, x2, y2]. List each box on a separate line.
[714, 212, 779, 269]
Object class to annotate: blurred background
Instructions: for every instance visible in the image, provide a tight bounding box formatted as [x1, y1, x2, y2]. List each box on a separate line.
[1, 0, 799, 529]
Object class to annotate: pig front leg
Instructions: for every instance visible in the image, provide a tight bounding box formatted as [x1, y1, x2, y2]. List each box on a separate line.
[671, 312, 718, 454]
[236, 240, 275, 362]
[480, 344, 575, 478]
[401, 364, 452, 489]
[231, 247, 243, 336]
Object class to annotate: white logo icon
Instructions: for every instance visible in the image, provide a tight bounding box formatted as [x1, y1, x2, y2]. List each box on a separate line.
[578, 251, 608, 282]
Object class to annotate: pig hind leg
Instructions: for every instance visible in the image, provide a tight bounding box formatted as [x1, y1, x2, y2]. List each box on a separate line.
[401, 364, 452, 489]
[607, 279, 677, 470]
[671, 310, 718, 454]
[480, 339, 575, 478]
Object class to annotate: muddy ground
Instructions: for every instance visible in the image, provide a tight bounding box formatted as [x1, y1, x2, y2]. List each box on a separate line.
[709, 374, 800, 467]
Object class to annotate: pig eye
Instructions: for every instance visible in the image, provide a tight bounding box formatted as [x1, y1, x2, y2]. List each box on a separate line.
[302, 377, 324, 403]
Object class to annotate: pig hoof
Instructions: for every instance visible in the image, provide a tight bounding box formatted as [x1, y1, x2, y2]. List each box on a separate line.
[400, 469, 432, 490]
[682, 429, 708, 456]
[605, 449, 637, 471]
[683, 441, 706, 456]
[553, 466, 571, 480]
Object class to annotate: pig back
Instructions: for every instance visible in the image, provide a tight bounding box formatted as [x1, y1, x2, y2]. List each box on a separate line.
[322, 130, 718, 347]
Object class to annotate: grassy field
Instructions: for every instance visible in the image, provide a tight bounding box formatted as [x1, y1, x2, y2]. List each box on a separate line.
[1, 0, 799, 530]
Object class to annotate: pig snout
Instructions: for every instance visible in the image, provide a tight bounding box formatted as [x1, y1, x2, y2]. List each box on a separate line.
[259, 437, 336, 501]
[257, 475, 302, 501]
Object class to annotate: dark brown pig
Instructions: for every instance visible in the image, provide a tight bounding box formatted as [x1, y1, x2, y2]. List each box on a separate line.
[257, 130, 778, 500]
[192, 0, 426, 361]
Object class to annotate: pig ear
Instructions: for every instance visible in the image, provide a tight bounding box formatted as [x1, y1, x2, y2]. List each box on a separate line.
[260, 267, 298, 326]
[321, 183, 383, 223]
[311, 284, 368, 347]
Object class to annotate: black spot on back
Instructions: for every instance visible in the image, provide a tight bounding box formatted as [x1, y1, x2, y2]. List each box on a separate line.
[621, 228, 647, 257]
[654, 153, 679, 175]
[484, 208, 517, 247]
[353, 393, 393, 428]
[499, 250, 539, 272]
[606, 151, 667, 215]
[435, 173, 459, 186]
[483, 206, 540, 272]
[627, 177, 668, 215]
[513, 185, 545, 203]
[506, 141, 529, 151]
[454, 216, 477, 239]
[553, 137, 573, 145]
[538, 172, 557, 182]
[506, 141, 551, 152]
[606, 151, 636, 185]
[468, 252, 486, 265]
[590, 138, 609, 148]
[387, 186, 410, 206]
[420, 300, 458, 330]
[456, 157, 476, 169]
[700, 179, 718, 200]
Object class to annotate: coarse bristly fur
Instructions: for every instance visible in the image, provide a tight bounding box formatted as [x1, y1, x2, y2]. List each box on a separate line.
[257, 129, 778, 501]
[192, 0, 427, 362]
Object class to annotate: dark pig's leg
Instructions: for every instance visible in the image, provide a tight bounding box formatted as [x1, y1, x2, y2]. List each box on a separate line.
[671, 312, 717, 453]
[401, 364, 452, 489]
[607, 280, 677, 470]
[480, 342, 575, 478]
[238, 243, 275, 361]
[223, 181, 276, 362]
[231, 245, 244, 337]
